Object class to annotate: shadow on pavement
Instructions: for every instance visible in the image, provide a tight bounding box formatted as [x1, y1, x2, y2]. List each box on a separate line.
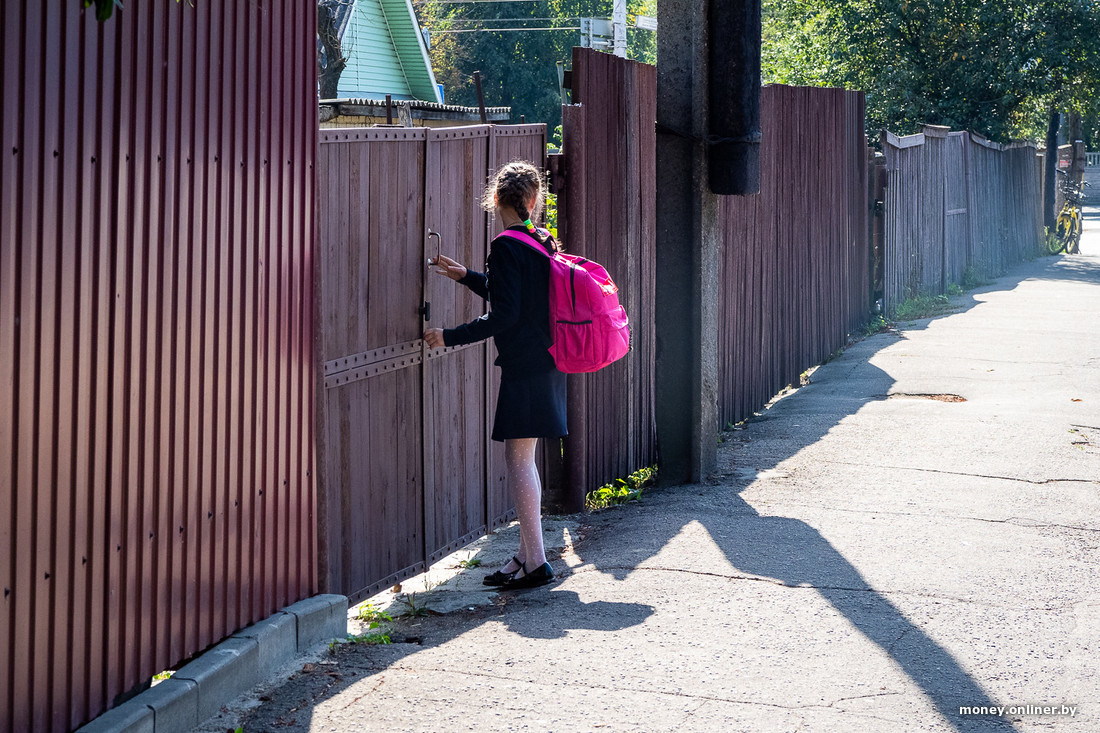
[1020, 252, 1100, 283]
[696, 497, 1011, 731]
[498, 588, 654, 639]
[575, 355, 1014, 732]
[238, 280, 1038, 733]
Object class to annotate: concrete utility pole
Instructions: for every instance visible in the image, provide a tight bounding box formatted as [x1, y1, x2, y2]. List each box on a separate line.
[655, 0, 761, 484]
[612, 0, 628, 57]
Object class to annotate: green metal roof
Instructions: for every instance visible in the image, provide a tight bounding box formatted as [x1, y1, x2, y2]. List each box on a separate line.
[339, 0, 442, 103]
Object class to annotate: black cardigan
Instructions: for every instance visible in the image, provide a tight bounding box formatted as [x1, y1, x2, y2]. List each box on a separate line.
[442, 227, 556, 374]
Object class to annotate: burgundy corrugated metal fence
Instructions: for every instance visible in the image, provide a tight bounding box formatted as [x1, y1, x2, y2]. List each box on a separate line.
[718, 86, 872, 427]
[1, 3, 317, 731]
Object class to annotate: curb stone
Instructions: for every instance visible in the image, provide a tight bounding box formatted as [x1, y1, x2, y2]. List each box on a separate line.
[76, 594, 347, 733]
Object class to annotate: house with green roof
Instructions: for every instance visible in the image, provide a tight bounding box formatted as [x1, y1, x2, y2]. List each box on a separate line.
[318, 0, 512, 126]
[322, 0, 443, 103]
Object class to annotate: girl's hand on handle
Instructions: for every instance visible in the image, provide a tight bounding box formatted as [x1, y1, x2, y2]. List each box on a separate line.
[423, 328, 445, 349]
[428, 254, 467, 281]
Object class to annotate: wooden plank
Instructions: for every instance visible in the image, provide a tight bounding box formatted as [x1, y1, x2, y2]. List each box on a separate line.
[885, 130, 926, 149]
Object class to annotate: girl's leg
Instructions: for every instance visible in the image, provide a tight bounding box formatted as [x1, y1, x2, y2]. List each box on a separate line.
[504, 437, 546, 576]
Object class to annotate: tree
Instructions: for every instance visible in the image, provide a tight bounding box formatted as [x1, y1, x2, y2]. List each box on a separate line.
[318, 0, 354, 99]
[763, 0, 1100, 144]
[418, 0, 656, 128]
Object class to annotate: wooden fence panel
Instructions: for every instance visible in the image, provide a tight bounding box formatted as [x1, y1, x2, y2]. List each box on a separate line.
[423, 126, 493, 564]
[317, 128, 429, 601]
[316, 124, 547, 603]
[1, 3, 317, 730]
[556, 49, 658, 502]
[883, 128, 1041, 311]
[944, 132, 970, 285]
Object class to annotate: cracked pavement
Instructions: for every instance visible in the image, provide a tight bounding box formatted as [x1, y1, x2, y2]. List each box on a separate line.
[212, 234, 1099, 731]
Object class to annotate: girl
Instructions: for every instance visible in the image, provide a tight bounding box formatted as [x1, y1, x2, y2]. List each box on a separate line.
[422, 160, 564, 590]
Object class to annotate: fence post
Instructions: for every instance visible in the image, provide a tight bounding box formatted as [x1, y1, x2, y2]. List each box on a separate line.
[655, 0, 726, 484]
[548, 105, 589, 513]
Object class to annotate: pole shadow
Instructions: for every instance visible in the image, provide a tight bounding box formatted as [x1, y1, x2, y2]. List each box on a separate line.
[574, 348, 1019, 731]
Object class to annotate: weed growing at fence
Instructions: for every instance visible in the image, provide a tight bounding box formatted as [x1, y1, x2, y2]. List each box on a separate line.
[960, 265, 990, 290]
[347, 630, 392, 645]
[456, 558, 483, 569]
[399, 593, 435, 617]
[356, 602, 393, 625]
[862, 313, 890, 336]
[333, 602, 397, 648]
[586, 465, 657, 511]
[893, 293, 958, 321]
[332, 628, 392, 650]
[1042, 228, 1064, 255]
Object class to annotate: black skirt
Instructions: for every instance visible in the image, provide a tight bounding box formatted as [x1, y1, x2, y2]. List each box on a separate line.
[491, 368, 568, 442]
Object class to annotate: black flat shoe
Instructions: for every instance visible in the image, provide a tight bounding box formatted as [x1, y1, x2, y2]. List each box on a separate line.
[483, 556, 522, 586]
[499, 561, 554, 590]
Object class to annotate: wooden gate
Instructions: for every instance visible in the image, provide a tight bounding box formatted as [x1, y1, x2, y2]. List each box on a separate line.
[316, 124, 547, 603]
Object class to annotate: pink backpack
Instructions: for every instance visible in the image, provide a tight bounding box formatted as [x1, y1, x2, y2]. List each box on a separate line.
[501, 230, 630, 373]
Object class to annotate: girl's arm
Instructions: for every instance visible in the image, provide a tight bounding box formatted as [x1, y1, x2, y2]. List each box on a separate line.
[430, 254, 489, 300]
[441, 241, 521, 347]
[457, 269, 489, 300]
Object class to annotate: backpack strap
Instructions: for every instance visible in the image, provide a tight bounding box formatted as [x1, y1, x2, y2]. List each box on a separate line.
[498, 229, 554, 256]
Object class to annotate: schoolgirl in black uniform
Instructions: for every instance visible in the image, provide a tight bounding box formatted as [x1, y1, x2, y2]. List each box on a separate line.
[422, 161, 564, 589]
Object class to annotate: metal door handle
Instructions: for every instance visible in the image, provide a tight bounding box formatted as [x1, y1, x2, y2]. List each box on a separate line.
[426, 230, 441, 267]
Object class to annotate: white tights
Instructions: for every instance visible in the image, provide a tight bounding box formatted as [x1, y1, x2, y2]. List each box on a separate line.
[502, 438, 546, 576]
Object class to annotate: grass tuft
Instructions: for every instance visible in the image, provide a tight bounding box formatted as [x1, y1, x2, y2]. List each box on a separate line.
[585, 465, 656, 511]
[892, 293, 958, 321]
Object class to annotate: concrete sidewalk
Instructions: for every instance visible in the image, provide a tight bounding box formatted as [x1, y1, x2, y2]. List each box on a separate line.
[214, 236, 1099, 732]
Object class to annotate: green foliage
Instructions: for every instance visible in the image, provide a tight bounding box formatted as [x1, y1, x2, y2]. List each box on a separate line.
[399, 592, 433, 617]
[892, 293, 957, 321]
[763, 0, 1100, 142]
[1042, 226, 1065, 255]
[83, 0, 124, 21]
[548, 124, 564, 154]
[356, 602, 394, 624]
[585, 465, 656, 511]
[960, 265, 989, 290]
[347, 631, 392, 645]
[861, 313, 889, 336]
[337, 603, 396, 648]
[456, 557, 483, 568]
[418, 0, 656, 129]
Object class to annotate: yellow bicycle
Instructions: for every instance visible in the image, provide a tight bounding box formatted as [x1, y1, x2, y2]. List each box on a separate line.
[1051, 172, 1086, 254]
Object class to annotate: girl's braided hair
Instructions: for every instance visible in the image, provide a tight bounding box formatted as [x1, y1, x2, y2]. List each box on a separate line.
[482, 160, 560, 251]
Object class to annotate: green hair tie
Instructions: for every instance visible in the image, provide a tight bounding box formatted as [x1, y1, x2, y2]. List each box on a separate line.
[523, 218, 536, 234]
